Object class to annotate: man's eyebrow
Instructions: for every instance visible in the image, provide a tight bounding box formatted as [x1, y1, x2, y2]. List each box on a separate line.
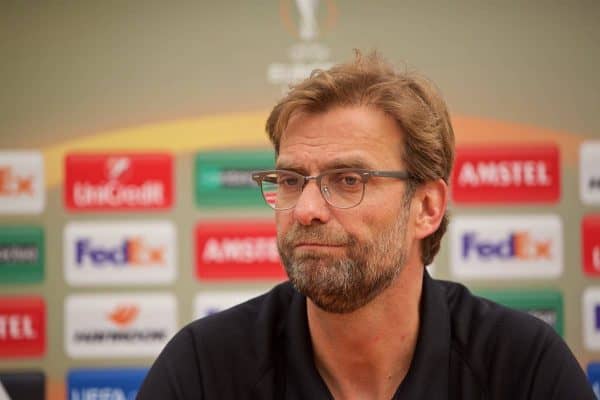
[322, 158, 375, 170]
[275, 157, 376, 172]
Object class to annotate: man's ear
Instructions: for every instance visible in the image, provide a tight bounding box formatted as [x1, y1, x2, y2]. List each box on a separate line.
[412, 178, 448, 240]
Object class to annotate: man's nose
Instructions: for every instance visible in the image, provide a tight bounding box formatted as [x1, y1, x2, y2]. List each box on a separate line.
[293, 180, 331, 226]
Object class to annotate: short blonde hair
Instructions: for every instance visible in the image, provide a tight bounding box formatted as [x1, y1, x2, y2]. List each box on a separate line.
[266, 50, 455, 266]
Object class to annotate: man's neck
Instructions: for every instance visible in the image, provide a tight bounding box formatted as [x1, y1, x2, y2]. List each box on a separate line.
[307, 263, 423, 400]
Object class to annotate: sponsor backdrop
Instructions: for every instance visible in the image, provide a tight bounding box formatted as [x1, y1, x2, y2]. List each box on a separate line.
[1, 2, 599, 399]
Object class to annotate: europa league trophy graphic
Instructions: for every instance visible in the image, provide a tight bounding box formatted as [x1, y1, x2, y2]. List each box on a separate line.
[296, 0, 319, 41]
[267, 0, 335, 88]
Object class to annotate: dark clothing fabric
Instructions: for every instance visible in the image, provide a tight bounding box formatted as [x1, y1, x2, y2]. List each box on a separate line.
[137, 273, 594, 399]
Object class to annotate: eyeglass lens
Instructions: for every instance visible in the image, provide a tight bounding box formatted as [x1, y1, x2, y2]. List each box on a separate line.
[260, 170, 365, 209]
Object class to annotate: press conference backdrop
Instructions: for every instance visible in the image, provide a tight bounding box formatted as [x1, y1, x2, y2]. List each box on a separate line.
[1, 2, 600, 399]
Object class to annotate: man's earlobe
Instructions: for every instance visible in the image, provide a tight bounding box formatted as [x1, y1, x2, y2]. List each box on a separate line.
[414, 179, 448, 240]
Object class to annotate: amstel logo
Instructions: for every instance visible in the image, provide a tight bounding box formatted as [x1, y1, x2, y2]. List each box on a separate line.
[451, 144, 560, 204]
[195, 220, 286, 280]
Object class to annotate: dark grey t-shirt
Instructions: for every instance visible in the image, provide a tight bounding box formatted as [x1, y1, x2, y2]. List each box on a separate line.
[137, 273, 594, 399]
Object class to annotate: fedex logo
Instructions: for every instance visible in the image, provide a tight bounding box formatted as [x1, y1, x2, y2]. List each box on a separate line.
[65, 153, 173, 211]
[65, 221, 176, 286]
[450, 215, 562, 279]
[75, 238, 165, 266]
[195, 221, 286, 280]
[451, 145, 560, 204]
[0, 297, 45, 357]
[582, 215, 600, 276]
[0, 152, 44, 214]
[462, 231, 551, 260]
[0, 167, 34, 196]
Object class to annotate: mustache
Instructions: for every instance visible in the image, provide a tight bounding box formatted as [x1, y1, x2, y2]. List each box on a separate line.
[280, 224, 352, 247]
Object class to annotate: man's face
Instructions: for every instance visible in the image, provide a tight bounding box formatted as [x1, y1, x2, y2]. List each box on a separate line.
[275, 106, 416, 313]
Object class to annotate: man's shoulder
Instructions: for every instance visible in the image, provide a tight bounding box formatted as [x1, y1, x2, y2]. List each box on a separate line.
[434, 278, 577, 395]
[437, 278, 557, 354]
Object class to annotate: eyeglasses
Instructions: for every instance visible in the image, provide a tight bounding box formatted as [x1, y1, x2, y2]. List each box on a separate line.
[251, 168, 412, 210]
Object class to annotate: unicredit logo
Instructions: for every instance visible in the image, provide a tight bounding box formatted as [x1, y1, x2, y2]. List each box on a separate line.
[462, 231, 551, 260]
[451, 145, 560, 204]
[195, 221, 286, 280]
[65, 153, 173, 211]
[75, 238, 165, 267]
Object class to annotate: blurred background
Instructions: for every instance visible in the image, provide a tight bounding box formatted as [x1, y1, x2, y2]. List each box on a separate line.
[0, 1, 599, 398]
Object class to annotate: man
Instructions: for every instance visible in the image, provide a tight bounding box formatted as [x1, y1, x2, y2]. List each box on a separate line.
[138, 51, 594, 399]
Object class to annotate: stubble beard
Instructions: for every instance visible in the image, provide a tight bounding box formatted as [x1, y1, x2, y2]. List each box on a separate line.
[277, 204, 410, 314]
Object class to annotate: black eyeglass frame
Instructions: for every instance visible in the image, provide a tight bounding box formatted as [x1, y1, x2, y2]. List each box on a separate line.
[251, 168, 413, 210]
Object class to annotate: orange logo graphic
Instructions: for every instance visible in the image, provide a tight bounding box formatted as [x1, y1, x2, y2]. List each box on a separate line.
[0, 167, 33, 196]
[107, 305, 139, 327]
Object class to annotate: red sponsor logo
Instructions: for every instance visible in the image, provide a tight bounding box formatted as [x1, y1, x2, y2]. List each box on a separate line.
[107, 304, 140, 327]
[195, 221, 286, 280]
[0, 296, 45, 357]
[451, 145, 560, 204]
[64, 153, 173, 211]
[583, 215, 600, 276]
[0, 166, 34, 197]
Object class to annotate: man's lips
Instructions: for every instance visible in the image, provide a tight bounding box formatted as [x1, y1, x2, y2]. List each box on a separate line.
[293, 242, 345, 249]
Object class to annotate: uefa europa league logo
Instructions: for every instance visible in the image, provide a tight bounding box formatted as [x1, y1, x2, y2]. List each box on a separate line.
[296, 0, 320, 41]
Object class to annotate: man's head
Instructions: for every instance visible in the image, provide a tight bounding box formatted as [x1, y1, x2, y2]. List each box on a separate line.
[263, 51, 454, 313]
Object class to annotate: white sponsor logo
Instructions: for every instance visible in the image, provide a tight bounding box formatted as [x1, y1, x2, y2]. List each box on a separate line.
[65, 293, 176, 358]
[70, 388, 128, 400]
[73, 180, 165, 208]
[582, 288, 600, 350]
[450, 215, 562, 279]
[457, 160, 552, 187]
[194, 290, 266, 319]
[201, 237, 279, 264]
[0, 315, 37, 340]
[580, 141, 600, 205]
[72, 156, 165, 208]
[64, 221, 176, 286]
[267, 0, 336, 90]
[0, 151, 44, 214]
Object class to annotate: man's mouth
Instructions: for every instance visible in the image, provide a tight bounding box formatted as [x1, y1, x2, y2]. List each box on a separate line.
[294, 242, 345, 249]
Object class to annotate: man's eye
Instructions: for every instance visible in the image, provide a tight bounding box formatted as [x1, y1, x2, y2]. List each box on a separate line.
[279, 176, 299, 186]
[343, 176, 359, 185]
[333, 173, 361, 186]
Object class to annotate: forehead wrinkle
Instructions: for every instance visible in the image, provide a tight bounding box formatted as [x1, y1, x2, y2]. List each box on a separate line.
[276, 152, 379, 172]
